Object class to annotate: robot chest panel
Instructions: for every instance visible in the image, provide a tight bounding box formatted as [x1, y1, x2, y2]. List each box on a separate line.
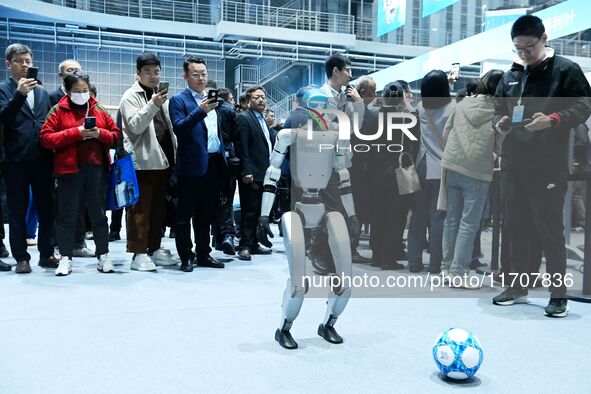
[291, 130, 337, 189]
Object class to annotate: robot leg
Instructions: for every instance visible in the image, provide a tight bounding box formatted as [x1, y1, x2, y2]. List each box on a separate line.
[318, 211, 352, 344]
[275, 211, 307, 349]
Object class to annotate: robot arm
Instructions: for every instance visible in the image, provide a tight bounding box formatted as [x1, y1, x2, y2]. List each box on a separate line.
[258, 129, 294, 246]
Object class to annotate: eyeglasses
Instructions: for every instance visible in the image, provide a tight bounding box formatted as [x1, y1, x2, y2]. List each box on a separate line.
[11, 58, 32, 65]
[190, 72, 208, 79]
[512, 39, 541, 54]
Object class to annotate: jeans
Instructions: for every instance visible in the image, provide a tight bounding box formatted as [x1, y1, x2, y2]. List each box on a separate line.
[442, 170, 490, 276]
[407, 160, 444, 270]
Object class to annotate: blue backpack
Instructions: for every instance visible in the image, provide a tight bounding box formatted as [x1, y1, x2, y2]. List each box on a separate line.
[107, 154, 139, 211]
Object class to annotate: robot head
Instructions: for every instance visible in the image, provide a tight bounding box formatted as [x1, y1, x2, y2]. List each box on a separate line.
[302, 88, 329, 110]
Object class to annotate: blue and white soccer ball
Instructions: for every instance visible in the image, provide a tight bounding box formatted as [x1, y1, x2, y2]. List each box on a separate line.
[433, 328, 483, 380]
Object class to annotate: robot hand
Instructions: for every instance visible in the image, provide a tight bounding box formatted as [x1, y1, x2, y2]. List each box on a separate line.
[257, 215, 274, 248]
[347, 215, 361, 244]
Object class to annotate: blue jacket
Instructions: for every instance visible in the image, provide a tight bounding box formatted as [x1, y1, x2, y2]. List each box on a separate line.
[0, 79, 52, 162]
[168, 88, 226, 177]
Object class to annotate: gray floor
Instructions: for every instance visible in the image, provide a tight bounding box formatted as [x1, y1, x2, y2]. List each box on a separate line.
[0, 222, 589, 394]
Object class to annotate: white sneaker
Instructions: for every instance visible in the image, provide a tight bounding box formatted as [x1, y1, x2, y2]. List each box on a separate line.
[73, 246, 95, 257]
[97, 254, 115, 273]
[55, 258, 72, 276]
[159, 247, 172, 256]
[150, 249, 178, 266]
[26, 238, 36, 246]
[130, 254, 157, 272]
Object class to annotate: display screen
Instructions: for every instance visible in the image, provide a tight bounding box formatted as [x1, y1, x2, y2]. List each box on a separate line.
[377, 0, 406, 37]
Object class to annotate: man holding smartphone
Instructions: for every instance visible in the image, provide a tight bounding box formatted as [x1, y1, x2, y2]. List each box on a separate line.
[492, 15, 591, 317]
[169, 56, 226, 272]
[0, 43, 57, 273]
[120, 53, 178, 271]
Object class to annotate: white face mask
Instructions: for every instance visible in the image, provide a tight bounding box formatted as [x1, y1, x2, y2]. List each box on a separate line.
[70, 92, 90, 105]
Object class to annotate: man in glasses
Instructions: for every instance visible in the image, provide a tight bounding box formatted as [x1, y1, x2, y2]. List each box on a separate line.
[492, 15, 591, 317]
[0, 43, 57, 273]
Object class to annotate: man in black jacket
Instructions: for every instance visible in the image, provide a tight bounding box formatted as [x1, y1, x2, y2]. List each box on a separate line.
[492, 16, 591, 317]
[49, 59, 81, 106]
[235, 86, 276, 260]
[0, 43, 58, 273]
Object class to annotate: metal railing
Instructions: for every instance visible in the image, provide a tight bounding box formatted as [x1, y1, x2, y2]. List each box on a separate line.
[42, 0, 216, 24]
[550, 38, 591, 58]
[272, 93, 295, 122]
[220, 1, 354, 35]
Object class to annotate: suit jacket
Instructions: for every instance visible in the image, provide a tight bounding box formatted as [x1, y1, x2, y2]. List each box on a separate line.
[49, 87, 66, 107]
[0, 79, 52, 162]
[168, 88, 226, 177]
[235, 109, 276, 183]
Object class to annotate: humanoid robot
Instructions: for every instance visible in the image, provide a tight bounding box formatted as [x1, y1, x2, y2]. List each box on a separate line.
[257, 89, 357, 349]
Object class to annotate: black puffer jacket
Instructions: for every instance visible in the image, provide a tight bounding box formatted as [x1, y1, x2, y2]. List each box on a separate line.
[494, 51, 591, 175]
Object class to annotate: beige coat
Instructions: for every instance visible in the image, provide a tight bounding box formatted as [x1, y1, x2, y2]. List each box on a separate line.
[119, 81, 177, 170]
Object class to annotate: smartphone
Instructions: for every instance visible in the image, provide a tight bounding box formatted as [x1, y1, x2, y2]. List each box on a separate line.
[207, 89, 219, 101]
[510, 118, 533, 127]
[84, 116, 96, 129]
[450, 63, 460, 80]
[158, 81, 169, 93]
[26, 67, 39, 80]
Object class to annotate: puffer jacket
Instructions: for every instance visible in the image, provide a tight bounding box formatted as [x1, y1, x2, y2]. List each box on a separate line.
[40, 95, 120, 174]
[441, 95, 497, 182]
[494, 48, 591, 175]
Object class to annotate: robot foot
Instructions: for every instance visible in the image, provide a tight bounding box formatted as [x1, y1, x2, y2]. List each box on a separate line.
[317, 324, 343, 344]
[275, 329, 298, 350]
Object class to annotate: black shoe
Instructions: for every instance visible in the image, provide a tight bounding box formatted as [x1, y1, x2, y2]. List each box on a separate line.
[469, 259, 485, 270]
[0, 259, 11, 272]
[252, 246, 272, 255]
[38, 256, 60, 269]
[409, 264, 424, 273]
[381, 261, 405, 270]
[15, 260, 32, 274]
[275, 329, 298, 349]
[427, 267, 441, 274]
[492, 287, 529, 306]
[0, 244, 9, 258]
[544, 298, 569, 318]
[108, 231, 121, 242]
[238, 248, 251, 261]
[196, 256, 225, 269]
[220, 236, 236, 255]
[180, 258, 194, 272]
[317, 324, 343, 344]
[352, 251, 371, 264]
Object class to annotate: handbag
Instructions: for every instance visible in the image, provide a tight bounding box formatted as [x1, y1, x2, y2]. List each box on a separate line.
[396, 152, 421, 195]
[395, 132, 421, 195]
[107, 154, 139, 210]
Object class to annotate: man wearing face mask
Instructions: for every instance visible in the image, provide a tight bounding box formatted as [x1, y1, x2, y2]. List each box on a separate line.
[0, 43, 58, 273]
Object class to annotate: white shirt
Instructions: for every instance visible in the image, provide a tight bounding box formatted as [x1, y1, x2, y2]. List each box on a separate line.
[189, 88, 220, 153]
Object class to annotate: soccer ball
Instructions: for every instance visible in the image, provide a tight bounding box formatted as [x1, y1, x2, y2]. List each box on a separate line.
[433, 328, 483, 380]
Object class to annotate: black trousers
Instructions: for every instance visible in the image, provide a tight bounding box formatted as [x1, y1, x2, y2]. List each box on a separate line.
[238, 179, 264, 250]
[176, 154, 224, 263]
[110, 208, 124, 233]
[3, 160, 55, 262]
[504, 169, 567, 297]
[213, 167, 237, 242]
[56, 165, 109, 259]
